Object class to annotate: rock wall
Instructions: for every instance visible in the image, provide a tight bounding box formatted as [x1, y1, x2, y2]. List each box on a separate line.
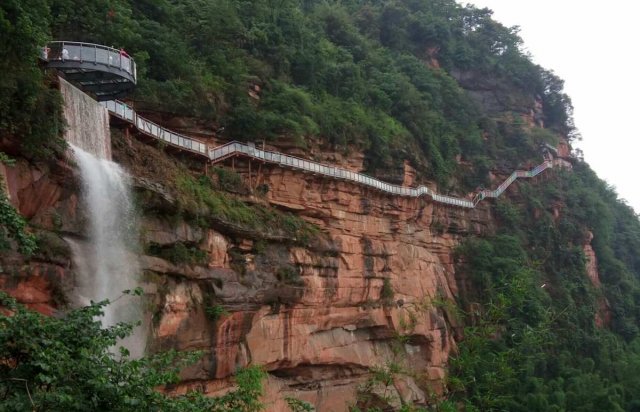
[0, 157, 77, 316]
[583, 231, 601, 289]
[0, 130, 492, 410]
[0, 75, 609, 411]
[583, 231, 612, 328]
[6, 119, 607, 411]
[137, 150, 490, 411]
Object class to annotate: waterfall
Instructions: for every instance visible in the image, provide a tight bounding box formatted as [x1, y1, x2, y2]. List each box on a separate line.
[60, 77, 111, 159]
[60, 77, 145, 356]
[68, 145, 145, 357]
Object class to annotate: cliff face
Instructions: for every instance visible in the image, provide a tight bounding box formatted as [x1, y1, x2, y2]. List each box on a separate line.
[2, 66, 614, 410]
[0, 75, 592, 412]
[583, 231, 612, 328]
[0, 122, 493, 410]
[7, 0, 640, 409]
[1, 96, 622, 411]
[127, 135, 491, 410]
[0, 157, 76, 315]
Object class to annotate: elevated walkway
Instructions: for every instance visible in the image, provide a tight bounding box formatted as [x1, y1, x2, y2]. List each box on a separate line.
[102, 100, 208, 156]
[103, 99, 552, 209]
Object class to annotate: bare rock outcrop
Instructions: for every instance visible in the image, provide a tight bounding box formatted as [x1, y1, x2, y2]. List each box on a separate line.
[583, 231, 612, 328]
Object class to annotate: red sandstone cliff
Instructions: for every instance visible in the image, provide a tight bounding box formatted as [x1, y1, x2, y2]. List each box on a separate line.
[0, 129, 492, 410]
[0, 119, 593, 411]
[125, 136, 490, 410]
[583, 231, 612, 328]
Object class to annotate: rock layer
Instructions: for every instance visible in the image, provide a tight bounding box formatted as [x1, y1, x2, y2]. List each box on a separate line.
[141, 156, 490, 410]
[0, 134, 492, 410]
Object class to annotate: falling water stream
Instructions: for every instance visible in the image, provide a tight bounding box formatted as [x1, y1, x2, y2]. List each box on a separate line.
[62, 77, 145, 356]
[68, 145, 145, 356]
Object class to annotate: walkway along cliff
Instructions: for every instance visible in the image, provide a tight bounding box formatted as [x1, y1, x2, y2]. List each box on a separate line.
[104, 99, 558, 209]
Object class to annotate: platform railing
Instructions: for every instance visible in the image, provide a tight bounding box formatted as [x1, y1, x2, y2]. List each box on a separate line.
[46, 41, 137, 83]
[102, 100, 207, 155]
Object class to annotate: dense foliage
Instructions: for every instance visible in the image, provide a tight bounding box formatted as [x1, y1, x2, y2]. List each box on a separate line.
[0, 0, 65, 159]
[0, 292, 267, 412]
[449, 164, 640, 411]
[0, 191, 37, 255]
[0, 154, 37, 255]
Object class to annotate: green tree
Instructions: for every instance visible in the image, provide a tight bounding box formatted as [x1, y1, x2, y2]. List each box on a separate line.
[0, 292, 266, 411]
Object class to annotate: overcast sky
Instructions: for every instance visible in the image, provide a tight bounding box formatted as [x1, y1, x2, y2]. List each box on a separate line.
[462, 0, 640, 213]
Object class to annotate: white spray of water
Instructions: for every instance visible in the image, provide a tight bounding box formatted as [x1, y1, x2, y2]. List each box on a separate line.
[69, 144, 145, 357]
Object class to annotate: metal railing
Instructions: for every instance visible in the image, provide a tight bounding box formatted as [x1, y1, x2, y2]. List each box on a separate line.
[102, 100, 207, 155]
[209, 141, 472, 202]
[209, 142, 552, 208]
[45, 41, 137, 83]
[102, 100, 552, 209]
[472, 160, 552, 204]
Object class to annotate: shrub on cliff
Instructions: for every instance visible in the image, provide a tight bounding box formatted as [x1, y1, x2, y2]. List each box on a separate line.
[0, 154, 37, 255]
[0, 292, 266, 411]
[0, 191, 37, 256]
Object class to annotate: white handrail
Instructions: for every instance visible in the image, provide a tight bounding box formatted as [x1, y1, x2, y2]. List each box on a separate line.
[103, 99, 553, 209]
[102, 100, 207, 155]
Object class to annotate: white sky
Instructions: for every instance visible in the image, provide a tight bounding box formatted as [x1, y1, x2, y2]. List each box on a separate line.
[461, 0, 640, 213]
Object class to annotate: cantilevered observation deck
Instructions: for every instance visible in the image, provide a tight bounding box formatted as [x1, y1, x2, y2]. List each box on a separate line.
[44, 41, 136, 101]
